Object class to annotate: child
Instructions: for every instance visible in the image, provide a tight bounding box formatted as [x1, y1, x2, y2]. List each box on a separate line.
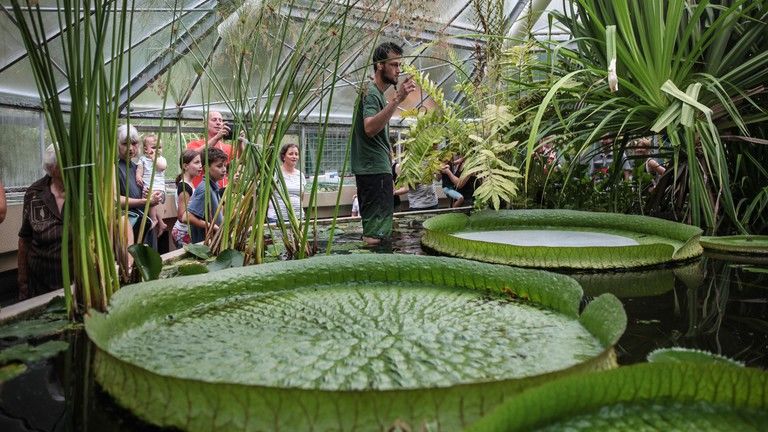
[136, 134, 168, 235]
[171, 149, 202, 248]
[441, 155, 466, 208]
[187, 147, 228, 243]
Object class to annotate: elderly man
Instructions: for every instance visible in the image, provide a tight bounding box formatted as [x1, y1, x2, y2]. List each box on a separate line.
[117, 124, 164, 244]
[187, 111, 242, 188]
[17, 145, 66, 299]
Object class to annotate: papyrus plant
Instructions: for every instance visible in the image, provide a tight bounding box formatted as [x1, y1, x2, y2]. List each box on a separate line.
[9, 0, 135, 316]
[183, 0, 398, 263]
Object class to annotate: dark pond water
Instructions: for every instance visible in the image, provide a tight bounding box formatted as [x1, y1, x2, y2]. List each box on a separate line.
[1, 211, 766, 431]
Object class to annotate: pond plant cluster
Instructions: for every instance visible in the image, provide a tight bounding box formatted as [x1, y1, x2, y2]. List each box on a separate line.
[2, 0, 768, 430]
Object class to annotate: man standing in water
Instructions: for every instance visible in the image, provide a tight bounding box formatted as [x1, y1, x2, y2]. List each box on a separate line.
[351, 42, 415, 246]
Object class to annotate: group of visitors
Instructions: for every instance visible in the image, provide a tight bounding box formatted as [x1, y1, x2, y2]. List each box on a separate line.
[586, 134, 667, 187]
[11, 41, 480, 300]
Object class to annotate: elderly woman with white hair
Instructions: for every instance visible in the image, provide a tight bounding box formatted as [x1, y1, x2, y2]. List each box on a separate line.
[17, 144, 66, 300]
[116, 124, 163, 243]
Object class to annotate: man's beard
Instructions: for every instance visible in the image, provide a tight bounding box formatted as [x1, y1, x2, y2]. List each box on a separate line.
[383, 73, 398, 86]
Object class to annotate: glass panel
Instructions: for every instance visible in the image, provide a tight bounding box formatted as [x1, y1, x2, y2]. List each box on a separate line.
[0, 14, 27, 71]
[0, 58, 67, 100]
[0, 107, 43, 189]
[303, 125, 351, 176]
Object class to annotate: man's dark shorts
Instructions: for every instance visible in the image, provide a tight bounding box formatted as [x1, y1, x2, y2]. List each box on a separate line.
[355, 173, 394, 239]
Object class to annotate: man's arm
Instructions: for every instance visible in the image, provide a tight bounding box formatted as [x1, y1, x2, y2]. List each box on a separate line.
[187, 211, 219, 232]
[363, 79, 415, 137]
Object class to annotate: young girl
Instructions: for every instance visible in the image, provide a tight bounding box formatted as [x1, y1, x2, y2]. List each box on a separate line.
[135, 134, 168, 235]
[171, 149, 202, 248]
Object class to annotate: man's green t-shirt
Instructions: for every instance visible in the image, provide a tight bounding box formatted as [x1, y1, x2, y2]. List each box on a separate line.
[351, 81, 391, 175]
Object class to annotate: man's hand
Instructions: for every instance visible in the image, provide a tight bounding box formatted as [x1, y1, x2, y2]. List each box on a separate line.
[396, 76, 416, 103]
[214, 123, 230, 141]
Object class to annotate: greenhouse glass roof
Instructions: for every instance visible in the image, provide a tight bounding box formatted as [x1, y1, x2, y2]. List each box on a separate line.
[0, 0, 568, 123]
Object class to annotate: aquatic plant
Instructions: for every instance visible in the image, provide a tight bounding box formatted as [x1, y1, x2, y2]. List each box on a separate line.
[8, 0, 138, 315]
[86, 254, 626, 430]
[422, 209, 703, 269]
[700, 235, 768, 256]
[467, 362, 768, 431]
[523, 0, 768, 234]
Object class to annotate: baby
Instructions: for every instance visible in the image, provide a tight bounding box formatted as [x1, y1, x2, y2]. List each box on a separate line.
[136, 134, 168, 235]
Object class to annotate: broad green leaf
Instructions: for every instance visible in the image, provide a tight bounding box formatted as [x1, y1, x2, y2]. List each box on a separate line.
[206, 249, 245, 272]
[647, 347, 744, 367]
[467, 363, 768, 431]
[127, 244, 163, 281]
[85, 255, 625, 430]
[700, 235, 768, 254]
[0, 340, 69, 365]
[422, 210, 703, 270]
[0, 318, 70, 340]
[0, 363, 27, 383]
[177, 263, 209, 275]
[184, 244, 212, 260]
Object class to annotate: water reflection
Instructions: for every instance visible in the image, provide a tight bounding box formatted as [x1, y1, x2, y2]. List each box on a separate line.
[616, 258, 767, 367]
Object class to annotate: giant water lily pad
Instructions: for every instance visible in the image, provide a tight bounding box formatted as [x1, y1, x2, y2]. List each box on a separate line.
[700, 235, 768, 254]
[467, 362, 768, 431]
[86, 254, 626, 431]
[423, 210, 703, 269]
[700, 235, 768, 264]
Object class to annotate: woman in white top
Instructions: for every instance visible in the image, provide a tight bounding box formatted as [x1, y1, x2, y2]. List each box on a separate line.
[268, 143, 306, 223]
[171, 149, 202, 247]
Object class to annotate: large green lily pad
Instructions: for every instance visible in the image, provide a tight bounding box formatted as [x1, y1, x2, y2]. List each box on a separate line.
[422, 210, 703, 269]
[86, 254, 626, 431]
[467, 362, 768, 431]
[700, 235, 768, 253]
[700, 236, 768, 265]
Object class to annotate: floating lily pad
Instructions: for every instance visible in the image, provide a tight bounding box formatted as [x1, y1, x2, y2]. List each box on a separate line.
[647, 347, 744, 367]
[0, 363, 27, 383]
[176, 263, 209, 276]
[184, 243, 211, 260]
[86, 255, 626, 430]
[467, 363, 768, 431]
[206, 249, 244, 272]
[422, 210, 703, 269]
[0, 340, 69, 364]
[0, 318, 70, 340]
[700, 235, 768, 254]
[701, 236, 768, 264]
